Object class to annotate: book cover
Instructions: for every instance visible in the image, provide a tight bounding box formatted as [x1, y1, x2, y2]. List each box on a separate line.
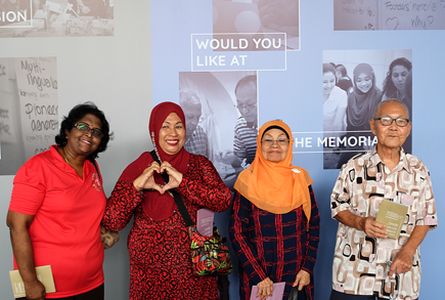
[250, 282, 286, 300]
[9, 265, 56, 298]
[376, 199, 408, 239]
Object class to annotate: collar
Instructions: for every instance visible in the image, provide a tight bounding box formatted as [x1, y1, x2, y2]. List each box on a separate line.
[368, 147, 412, 174]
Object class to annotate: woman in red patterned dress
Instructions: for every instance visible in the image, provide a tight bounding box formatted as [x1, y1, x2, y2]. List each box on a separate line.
[102, 101, 231, 299]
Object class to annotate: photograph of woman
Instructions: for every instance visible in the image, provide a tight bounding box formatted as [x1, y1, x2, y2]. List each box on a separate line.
[382, 57, 412, 152]
[337, 63, 382, 167]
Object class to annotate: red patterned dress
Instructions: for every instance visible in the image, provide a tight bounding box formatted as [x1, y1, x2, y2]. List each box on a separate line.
[103, 153, 231, 300]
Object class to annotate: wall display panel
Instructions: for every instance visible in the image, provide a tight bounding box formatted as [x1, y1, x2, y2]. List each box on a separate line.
[0, 56, 58, 175]
[0, 0, 114, 37]
[322, 49, 412, 169]
[0, 2, 155, 299]
[0, 1, 444, 300]
[152, 1, 445, 300]
[334, 0, 445, 30]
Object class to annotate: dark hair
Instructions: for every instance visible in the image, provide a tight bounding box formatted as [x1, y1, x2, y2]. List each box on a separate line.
[234, 74, 257, 96]
[335, 64, 348, 77]
[382, 57, 412, 97]
[261, 125, 290, 140]
[55, 102, 111, 161]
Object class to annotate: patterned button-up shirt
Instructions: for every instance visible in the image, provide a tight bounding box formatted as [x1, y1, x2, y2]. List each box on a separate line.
[184, 125, 209, 158]
[331, 149, 437, 299]
[233, 116, 257, 165]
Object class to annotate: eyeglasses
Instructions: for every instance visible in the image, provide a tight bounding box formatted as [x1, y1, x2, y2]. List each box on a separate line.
[74, 122, 104, 138]
[236, 101, 257, 111]
[373, 116, 410, 127]
[261, 138, 289, 147]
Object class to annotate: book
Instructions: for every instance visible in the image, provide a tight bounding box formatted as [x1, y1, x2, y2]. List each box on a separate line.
[9, 265, 56, 298]
[250, 282, 286, 300]
[376, 199, 408, 239]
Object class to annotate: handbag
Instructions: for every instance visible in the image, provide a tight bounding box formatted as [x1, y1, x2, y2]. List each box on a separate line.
[149, 151, 232, 276]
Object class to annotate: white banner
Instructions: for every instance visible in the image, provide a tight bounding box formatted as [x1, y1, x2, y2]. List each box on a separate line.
[15, 57, 59, 157]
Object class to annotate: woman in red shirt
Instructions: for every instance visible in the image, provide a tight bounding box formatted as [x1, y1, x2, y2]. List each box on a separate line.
[7, 102, 113, 300]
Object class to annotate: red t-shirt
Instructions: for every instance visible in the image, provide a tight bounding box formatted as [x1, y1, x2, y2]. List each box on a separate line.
[9, 146, 105, 298]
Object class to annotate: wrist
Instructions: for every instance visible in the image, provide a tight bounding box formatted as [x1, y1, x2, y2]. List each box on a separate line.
[22, 276, 39, 285]
[133, 181, 141, 192]
[357, 216, 366, 231]
[401, 244, 416, 255]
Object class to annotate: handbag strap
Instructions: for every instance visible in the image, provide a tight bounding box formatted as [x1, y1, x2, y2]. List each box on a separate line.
[149, 150, 193, 227]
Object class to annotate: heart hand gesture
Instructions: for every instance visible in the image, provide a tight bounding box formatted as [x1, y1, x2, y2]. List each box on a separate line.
[159, 161, 183, 193]
[133, 161, 163, 193]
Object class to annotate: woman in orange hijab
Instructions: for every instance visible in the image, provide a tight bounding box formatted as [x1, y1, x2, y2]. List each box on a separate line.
[230, 120, 320, 300]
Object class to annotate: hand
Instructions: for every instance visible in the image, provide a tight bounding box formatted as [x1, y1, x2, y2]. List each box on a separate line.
[219, 151, 242, 168]
[389, 247, 415, 276]
[257, 0, 299, 35]
[292, 269, 310, 291]
[159, 162, 183, 193]
[101, 226, 119, 249]
[360, 216, 387, 238]
[24, 279, 45, 300]
[133, 162, 163, 193]
[257, 277, 273, 300]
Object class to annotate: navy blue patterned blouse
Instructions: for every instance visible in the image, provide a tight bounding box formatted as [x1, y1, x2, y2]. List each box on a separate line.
[230, 186, 320, 300]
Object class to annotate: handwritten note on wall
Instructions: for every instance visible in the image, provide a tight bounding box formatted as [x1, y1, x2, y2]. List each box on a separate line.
[334, 0, 445, 30]
[15, 57, 59, 157]
[0, 59, 18, 144]
[334, 0, 378, 30]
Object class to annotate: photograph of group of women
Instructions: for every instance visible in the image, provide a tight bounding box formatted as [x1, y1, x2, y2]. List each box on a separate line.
[322, 49, 412, 169]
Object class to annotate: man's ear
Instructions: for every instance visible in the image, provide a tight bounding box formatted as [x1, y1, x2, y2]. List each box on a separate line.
[369, 119, 376, 136]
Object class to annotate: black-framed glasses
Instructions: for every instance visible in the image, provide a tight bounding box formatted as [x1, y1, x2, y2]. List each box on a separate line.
[236, 101, 257, 111]
[74, 122, 104, 138]
[261, 138, 289, 147]
[373, 116, 410, 127]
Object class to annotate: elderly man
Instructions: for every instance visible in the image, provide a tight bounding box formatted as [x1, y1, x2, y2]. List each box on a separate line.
[179, 89, 209, 158]
[330, 99, 437, 300]
[233, 74, 258, 167]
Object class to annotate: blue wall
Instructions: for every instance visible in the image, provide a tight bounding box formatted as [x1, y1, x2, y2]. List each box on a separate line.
[151, 1, 445, 299]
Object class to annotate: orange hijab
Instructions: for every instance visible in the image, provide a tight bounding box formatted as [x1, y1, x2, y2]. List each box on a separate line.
[234, 120, 312, 220]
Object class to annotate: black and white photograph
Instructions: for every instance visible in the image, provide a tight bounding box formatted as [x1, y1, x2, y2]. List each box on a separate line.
[334, 0, 445, 30]
[0, 0, 114, 37]
[179, 71, 258, 188]
[0, 57, 58, 175]
[322, 49, 412, 169]
[213, 0, 300, 50]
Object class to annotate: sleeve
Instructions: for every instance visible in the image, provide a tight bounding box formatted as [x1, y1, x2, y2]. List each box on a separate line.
[338, 92, 348, 131]
[301, 185, 320, 274]
[176, 156, 231, 212]
[9, 160, 46, 215]
[233, 121, 247, 160]
[415, 164, 438, 227]
[330, 164, 352, 218]
[229, 193, 267, 284]
[102, 179, 143, 231]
